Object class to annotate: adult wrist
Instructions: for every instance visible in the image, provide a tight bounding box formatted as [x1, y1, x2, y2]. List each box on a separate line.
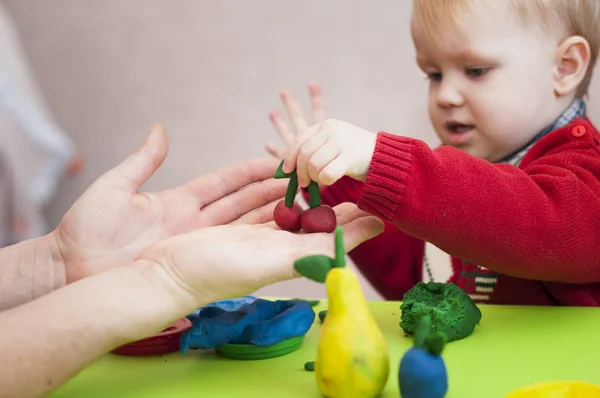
[0, 231, 66, 310]
[30, 230, 66, 299]
[129, 259, 200, 324]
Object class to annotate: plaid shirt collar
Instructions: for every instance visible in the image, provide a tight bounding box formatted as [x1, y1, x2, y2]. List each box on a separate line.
[500, 98, 587, 166]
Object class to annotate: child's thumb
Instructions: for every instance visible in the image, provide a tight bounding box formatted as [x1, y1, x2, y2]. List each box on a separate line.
[108, 124, 168, 191]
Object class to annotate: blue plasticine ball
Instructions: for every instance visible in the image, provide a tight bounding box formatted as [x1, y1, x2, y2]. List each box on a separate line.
[399, 347, 448, 398]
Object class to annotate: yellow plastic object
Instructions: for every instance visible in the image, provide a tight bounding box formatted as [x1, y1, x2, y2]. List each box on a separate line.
[505, 381, 600, 398]
[315, 267, 390, 398]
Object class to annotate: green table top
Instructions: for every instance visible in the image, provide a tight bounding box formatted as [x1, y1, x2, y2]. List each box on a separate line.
[49, 299, 600, 398]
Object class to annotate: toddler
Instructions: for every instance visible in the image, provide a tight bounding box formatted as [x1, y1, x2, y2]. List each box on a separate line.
[272, 0, 600, 306]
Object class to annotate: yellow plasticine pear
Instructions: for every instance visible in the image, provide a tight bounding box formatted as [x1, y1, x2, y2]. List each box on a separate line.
[314, 227, 390, 398]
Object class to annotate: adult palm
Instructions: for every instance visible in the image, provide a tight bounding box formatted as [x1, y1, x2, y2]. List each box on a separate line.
[55, 125, 287, 283]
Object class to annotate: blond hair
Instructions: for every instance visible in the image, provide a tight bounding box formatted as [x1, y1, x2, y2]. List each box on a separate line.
[413, 0, 600, 97]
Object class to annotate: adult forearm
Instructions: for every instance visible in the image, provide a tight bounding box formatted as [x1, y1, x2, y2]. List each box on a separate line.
[0, 260, 195, 398]
[0, 233, 65, 310]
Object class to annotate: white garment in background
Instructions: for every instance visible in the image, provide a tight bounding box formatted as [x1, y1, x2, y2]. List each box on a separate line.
[0, 3, 75, 245]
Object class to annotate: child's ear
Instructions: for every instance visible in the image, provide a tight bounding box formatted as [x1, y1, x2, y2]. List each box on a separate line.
[553, 36, 591, 96]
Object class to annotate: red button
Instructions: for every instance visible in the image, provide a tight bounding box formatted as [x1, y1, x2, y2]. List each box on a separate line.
[572, 125, 586, 137]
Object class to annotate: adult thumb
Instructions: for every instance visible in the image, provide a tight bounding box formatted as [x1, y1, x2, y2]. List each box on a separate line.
[107, 124, 168, 191]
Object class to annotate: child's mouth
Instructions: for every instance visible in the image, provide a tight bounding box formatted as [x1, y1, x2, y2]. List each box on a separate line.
[445, 122, 475, 145]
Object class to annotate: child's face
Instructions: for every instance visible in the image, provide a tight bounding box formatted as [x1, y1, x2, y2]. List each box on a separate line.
[411, 2, 566, 162]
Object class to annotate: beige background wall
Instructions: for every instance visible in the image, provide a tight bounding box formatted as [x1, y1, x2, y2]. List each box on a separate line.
[4, 0, 600, 300]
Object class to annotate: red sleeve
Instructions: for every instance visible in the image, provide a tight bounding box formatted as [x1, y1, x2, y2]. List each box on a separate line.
[358, 120, 600, 284]
[302, 177, 422, 299]
[302, 176, 364, 206]
[342, 222, 423, 299]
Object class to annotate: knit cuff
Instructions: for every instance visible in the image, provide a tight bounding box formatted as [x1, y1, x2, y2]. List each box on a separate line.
[358, 132, 415, 221]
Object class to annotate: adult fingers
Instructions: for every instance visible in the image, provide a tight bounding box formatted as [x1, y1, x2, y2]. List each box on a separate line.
[105, 125, 168, 192]
[199, 178, 287, 226]
[183, 158, 279, 207]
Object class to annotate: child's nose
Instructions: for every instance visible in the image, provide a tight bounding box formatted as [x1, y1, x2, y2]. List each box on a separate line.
[436, 80, 465, 108]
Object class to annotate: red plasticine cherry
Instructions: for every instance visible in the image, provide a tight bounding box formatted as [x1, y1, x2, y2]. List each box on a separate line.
[301, 205, 336, 233]
[273, 160, 303, 231]
[301, 180, 337, 233]
[274, 200, 303, 231]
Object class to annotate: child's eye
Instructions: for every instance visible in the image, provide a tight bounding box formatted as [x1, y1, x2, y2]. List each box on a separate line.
[465, 67, 490, 77]
[426, 72, 443, 82]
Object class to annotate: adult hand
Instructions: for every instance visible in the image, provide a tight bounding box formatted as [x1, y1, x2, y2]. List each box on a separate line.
[138, 202, 384, 305]
[0, 204, 383, 398]
[55, 124, 287, 283]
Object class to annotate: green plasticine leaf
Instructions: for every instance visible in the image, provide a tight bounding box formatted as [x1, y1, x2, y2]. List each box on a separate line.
[294, 255, 335, 283]
[291, 299, 321, 307]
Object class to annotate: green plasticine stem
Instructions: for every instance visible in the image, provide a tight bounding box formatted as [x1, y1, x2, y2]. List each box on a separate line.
[425, 332, 446, 356]
[273, 160, 299, 208]
[413, 315, 432, 350]
[307, 181, 321, 208]
[334, 227, 346, 268]
[318, 310, 327, 323]
[304, 361, 315, 371]
[273, 160, 295, 179]
[285, 175, 299, 207]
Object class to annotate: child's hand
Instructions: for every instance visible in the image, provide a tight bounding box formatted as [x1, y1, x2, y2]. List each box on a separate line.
[283, 119, 377, 188]
[266, 82, 327, 159]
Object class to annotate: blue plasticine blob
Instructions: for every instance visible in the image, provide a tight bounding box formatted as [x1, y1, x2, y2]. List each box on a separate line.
[180, 299, 315, 354]
[399, 347, 448, 398]
[186, 295, 258, 322]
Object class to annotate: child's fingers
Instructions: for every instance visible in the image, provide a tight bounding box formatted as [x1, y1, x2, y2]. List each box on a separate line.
[307, 143, 340, 183]
[309, 82, 326, 123]
[319, 155, 348, 186]
[296, 133, 330, 187]
[269, 110, 295, 145]
[282, 123, 321, 174]
[265, 143, 285, 159]
[280, 90, 309, 136]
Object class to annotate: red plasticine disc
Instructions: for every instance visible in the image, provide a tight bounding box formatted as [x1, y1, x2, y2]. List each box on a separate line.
[112, 318, 192, 356]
